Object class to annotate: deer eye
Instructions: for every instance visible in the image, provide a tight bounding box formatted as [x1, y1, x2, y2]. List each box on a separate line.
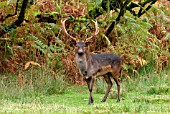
[75, 45, 79, 48]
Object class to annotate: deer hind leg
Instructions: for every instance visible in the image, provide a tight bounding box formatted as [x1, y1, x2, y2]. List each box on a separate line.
[113, 74, 120, 102]
[86, 77, 95, 105]
[101, 73, 113, 102]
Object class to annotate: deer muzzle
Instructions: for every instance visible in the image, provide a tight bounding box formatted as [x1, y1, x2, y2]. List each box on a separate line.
[78, 48, 84, 55]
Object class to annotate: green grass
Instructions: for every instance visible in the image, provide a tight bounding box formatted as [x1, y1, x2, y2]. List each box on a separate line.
[0, 69, 170, 114]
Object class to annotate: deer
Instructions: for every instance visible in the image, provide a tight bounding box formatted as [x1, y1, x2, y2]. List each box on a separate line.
[61, 19, 123, 105]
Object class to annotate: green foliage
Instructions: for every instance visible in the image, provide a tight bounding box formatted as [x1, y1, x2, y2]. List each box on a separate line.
[124, 67, 170, 94]
[147, 86, 169, 95]
[138, 61, 155, 75]
[46, 76, 67, 95]
[0, 1, 6, 6]
[95, 78, 107, 94]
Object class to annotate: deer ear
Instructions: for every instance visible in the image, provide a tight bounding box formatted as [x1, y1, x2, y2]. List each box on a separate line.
[71, 40, 77, 47]
[85, 41, 91, 47]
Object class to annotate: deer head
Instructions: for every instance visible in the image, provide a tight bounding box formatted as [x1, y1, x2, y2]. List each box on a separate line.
[61, 18, 99, 50]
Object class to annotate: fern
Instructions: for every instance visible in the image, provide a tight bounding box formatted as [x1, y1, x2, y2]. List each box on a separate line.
[29, 34, 66, 69]
[114, 15, 163, 75]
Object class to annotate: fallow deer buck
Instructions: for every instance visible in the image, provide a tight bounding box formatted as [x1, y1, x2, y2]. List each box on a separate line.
[61, 19, 123, 105]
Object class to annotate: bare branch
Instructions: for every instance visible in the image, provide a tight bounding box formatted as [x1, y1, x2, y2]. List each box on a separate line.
[14, 0, 29, 26]
[2, 0, 20, 22]
[138, 0, 157, 17]
[106, 0, 130, 37]
[0, 0, 29, 36]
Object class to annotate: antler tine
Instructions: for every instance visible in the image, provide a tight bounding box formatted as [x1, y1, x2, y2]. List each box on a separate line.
[61, 19, 77, 41]
[85, 20, 99, 42]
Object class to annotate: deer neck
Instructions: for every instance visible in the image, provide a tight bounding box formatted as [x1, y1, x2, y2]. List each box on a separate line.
[75, 52, 91, 76]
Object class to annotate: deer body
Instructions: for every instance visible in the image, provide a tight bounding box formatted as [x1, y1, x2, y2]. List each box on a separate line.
[76, 51, 122, 79]
[61, 19, 123, 105]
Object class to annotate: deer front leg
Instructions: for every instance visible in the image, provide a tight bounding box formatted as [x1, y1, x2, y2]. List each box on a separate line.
[85, 77, 95, 105]
[101, 74, 113, 102]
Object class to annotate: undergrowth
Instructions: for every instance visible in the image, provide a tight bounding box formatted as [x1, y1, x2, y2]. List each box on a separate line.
[95, 66, 170, 97]
[0, 68, 68, 101]
[0, 0, 170, 84]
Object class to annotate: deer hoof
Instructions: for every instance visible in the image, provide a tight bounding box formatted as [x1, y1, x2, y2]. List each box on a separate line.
[88, 99, 93, 105]
[88, 102, 93, 105]
[117, 99, 120, 102]
[101, 99, 106, 102]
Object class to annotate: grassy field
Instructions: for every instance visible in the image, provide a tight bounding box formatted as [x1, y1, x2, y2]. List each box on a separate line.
[0, 69, 170, 114]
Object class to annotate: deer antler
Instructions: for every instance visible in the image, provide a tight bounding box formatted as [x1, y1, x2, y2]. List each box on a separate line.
[85, 20, 99, 42]
[61, 19, 77, 41]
